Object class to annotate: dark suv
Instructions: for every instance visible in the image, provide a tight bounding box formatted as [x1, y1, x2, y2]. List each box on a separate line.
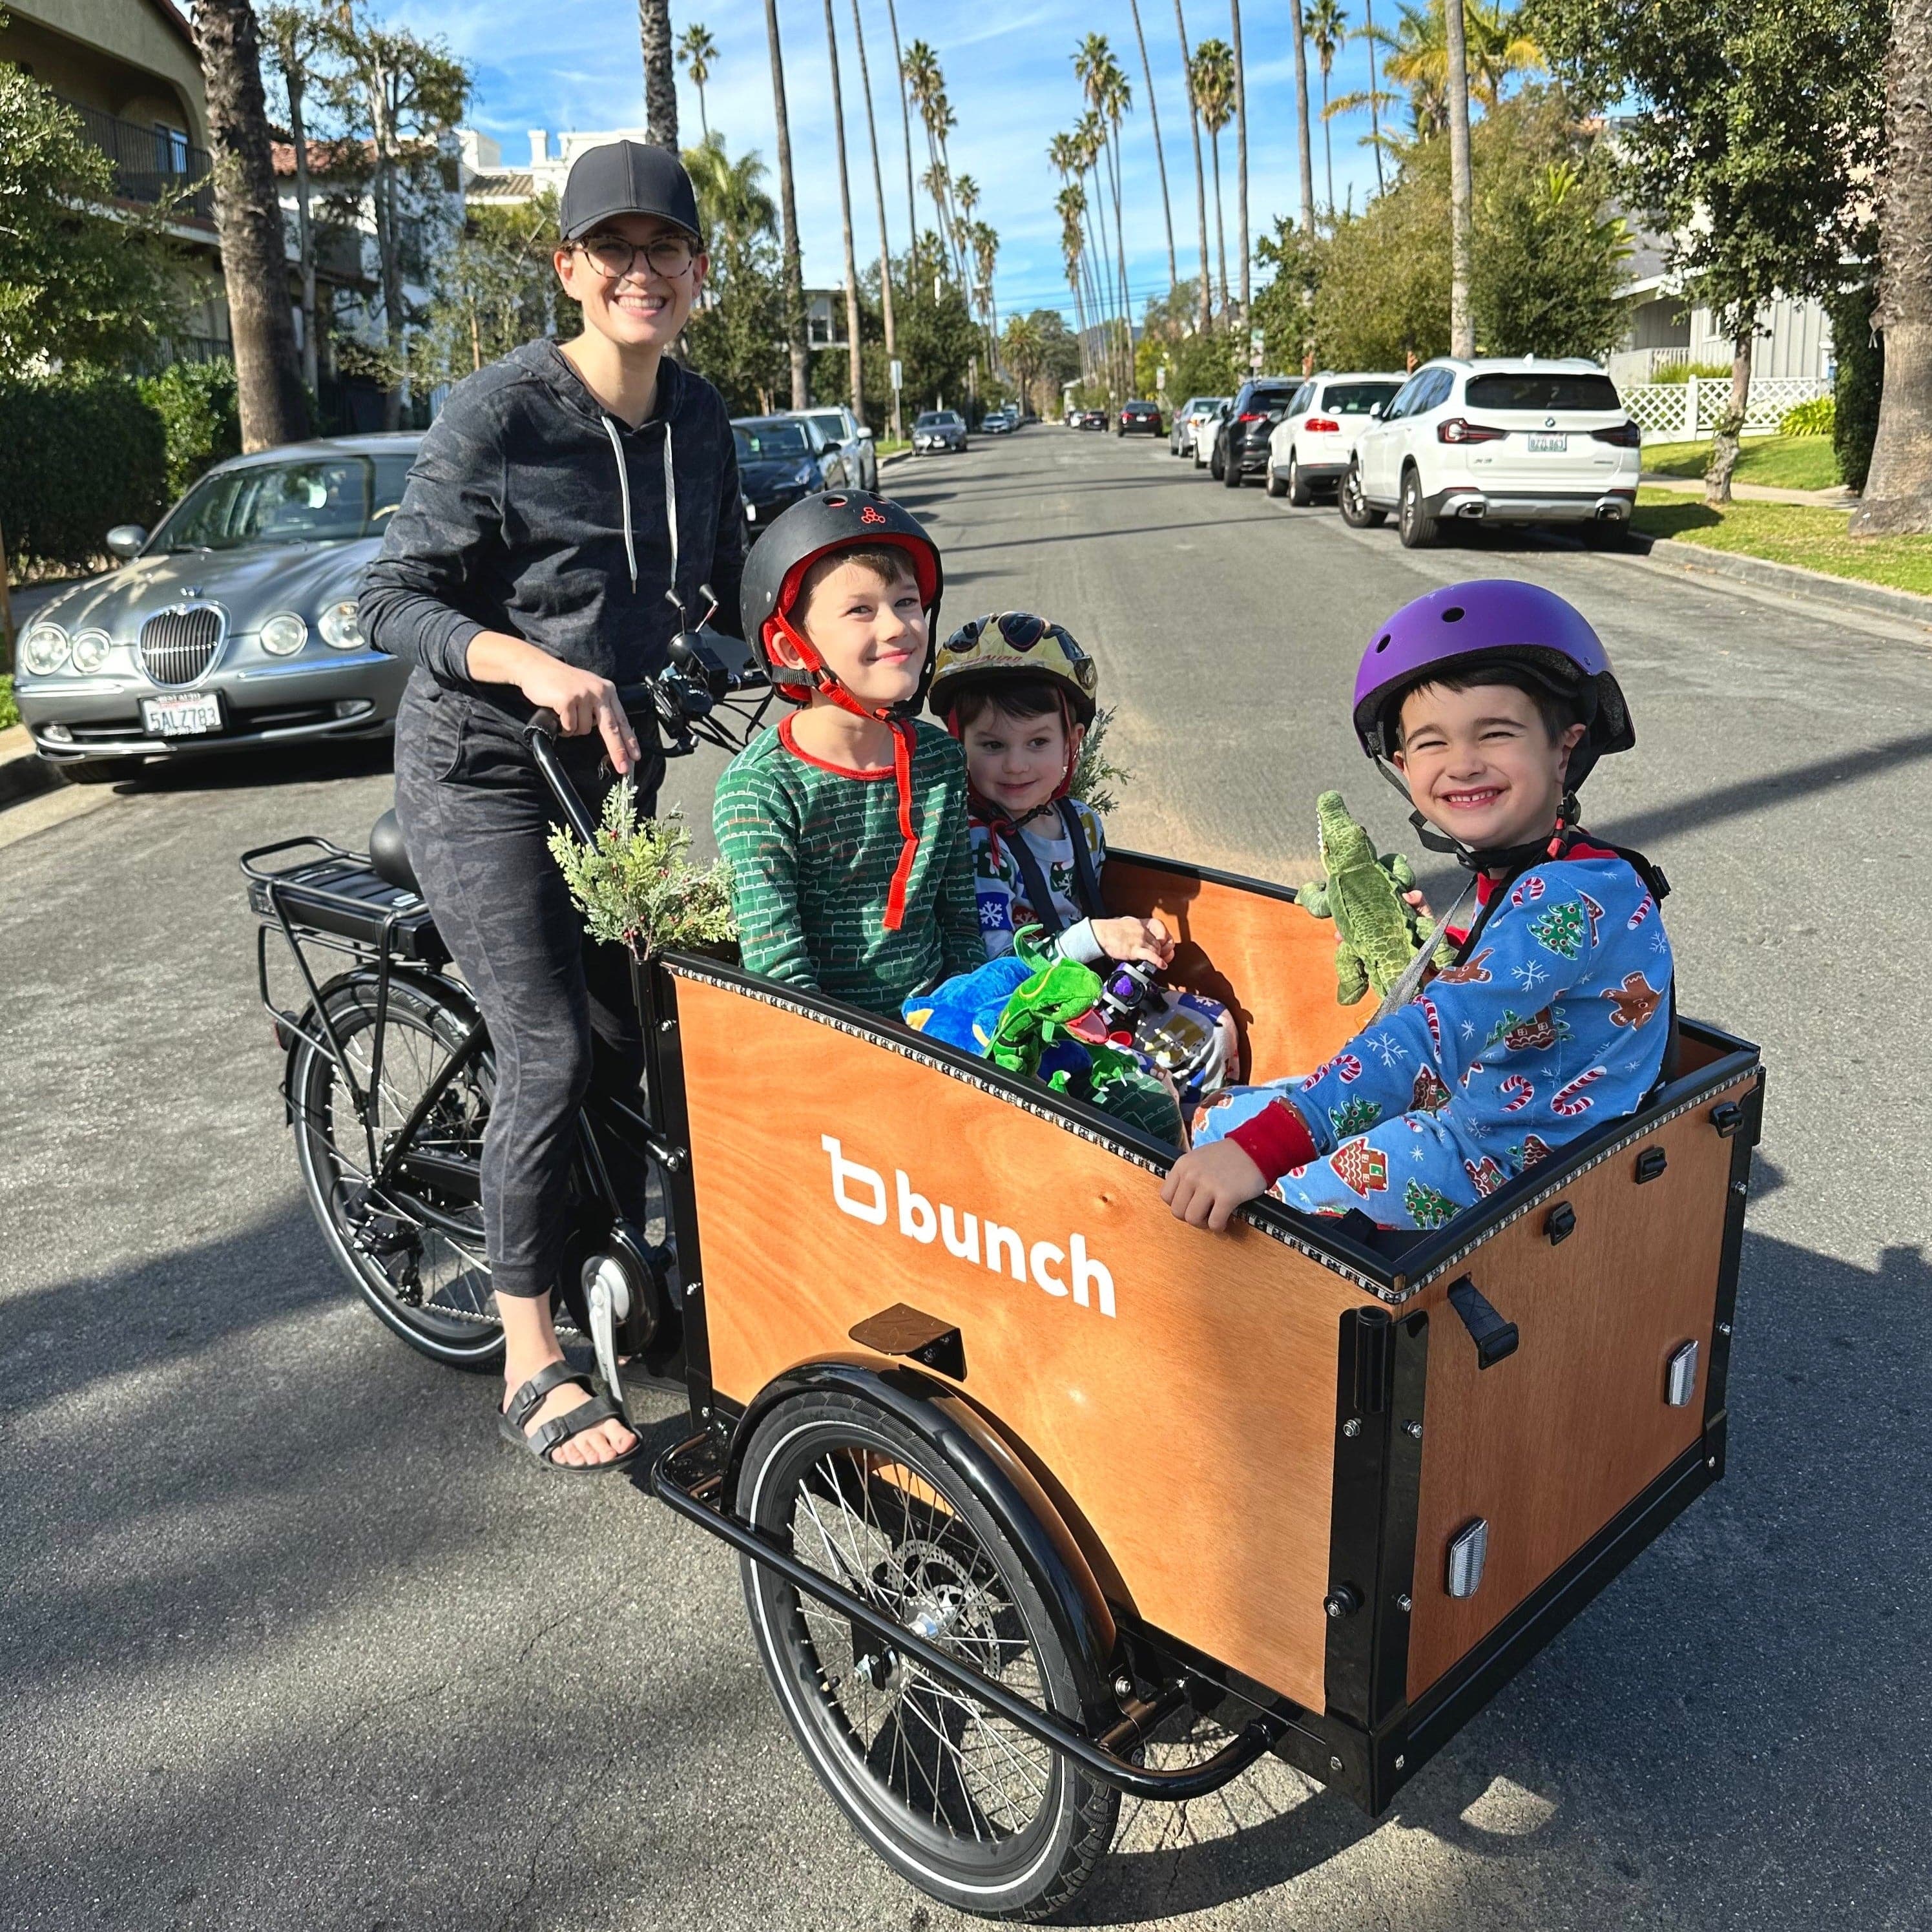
[1117, 400, 1163, 436]
[1211, 377, 1302, 488]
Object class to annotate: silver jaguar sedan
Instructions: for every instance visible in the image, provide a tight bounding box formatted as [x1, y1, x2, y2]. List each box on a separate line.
[12, 433, 419, 781]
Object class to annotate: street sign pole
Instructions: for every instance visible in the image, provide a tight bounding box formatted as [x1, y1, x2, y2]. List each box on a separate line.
[889, 358, 903, 446]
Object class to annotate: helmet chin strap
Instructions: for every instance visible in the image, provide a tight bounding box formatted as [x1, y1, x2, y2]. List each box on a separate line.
[1374, 756, 1583, 875]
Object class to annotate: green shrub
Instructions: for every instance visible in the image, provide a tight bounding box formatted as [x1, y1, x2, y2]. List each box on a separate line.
[1825, 280, 1881, 493]
[1778, 394, 1835, 437]
[136, 358, 241, 499]
[0, 369, 167, 571]
[0, 674, 18, 730]
[1651, 359, 1734, 386]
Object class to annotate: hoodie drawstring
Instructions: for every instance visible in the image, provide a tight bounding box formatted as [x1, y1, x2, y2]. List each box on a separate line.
[600, 413, 639, 593]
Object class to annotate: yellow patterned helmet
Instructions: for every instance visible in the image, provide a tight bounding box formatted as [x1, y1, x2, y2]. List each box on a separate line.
[929, 611, 1101, 729]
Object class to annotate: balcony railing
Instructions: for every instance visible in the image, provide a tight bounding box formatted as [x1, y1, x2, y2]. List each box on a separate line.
[58, 94, 215, 222]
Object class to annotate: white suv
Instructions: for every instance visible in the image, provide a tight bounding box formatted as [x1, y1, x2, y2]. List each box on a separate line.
[1342, 358, 1641, 547]
[1265, 371, 1406, 504]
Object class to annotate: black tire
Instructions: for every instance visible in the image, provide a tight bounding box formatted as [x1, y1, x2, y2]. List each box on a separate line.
[1339, 462, 1386, 528]
[737, 1390, 1118, 1922]
[56, 756, 143, 785]
[1287, 452, 1314, 507]
[291, 974, 503, 1369]
[1222, 446, 1244, 488]
[1398, 466, 1439, 548]
[1265, 461, 1288, 499]
[1208, 437, 1224, 479]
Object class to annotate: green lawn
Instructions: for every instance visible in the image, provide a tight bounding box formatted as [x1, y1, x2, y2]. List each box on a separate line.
[1633, 490, 1932, 597]
[0, 674, 17, 732]
[1639, 434, 1841, 492]
[875, 437, 912, 459]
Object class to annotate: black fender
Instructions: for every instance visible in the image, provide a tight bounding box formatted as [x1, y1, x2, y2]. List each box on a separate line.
[727, 1356, 1119, 1710]
[280, 964, 483, 1119]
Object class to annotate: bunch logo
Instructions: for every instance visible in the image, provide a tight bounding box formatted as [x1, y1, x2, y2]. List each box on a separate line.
[822, 1137, 1116, 1317]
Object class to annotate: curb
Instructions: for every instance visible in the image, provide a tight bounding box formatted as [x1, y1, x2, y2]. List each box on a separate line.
[1634, 538, 1932, 628]
[0, 725, 57, 810]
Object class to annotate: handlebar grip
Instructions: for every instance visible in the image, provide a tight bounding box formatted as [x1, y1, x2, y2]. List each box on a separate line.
[527, 706, 563, 740]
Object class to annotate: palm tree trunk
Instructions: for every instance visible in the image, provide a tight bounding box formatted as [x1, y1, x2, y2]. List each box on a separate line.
[1107, 125, 1132, 393]
[822, 0, 865, 421]
[1851, 0, 1932, 536]
[1320, 67, 1333, 223]
[1444, 0, 1473, 357]
[638, 0, 678, 149]
[1705, 327, 1754, 507]
[697, 82, 709, 143]
[1209, 129, 1229, 322]
[1229, 0, 1249, 320]
[1129, 0, 1178, 292]
[850, 0, 900, 440]
[193, 0, 309, 448]
[286, 61, 318, 395]
[762, 0, 811, 406]
[1174, 0, 1212, 333]
[884, 0, 919, 258]
[1288, 0, 1314, 236]
[1364, 0, 1385, 195]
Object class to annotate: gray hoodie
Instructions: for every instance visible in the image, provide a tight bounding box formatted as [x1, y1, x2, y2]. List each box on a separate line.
[359, 338, 745, 706]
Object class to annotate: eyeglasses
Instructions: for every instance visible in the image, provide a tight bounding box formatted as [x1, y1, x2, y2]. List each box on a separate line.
[575, 234, 700, 280]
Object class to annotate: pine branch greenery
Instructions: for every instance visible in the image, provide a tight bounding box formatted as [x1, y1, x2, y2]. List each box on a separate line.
[546, 784, 736, 958]
[1071, 704, 1132, 817]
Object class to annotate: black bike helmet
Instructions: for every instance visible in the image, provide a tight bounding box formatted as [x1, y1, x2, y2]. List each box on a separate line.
[738, 490, 944, 711]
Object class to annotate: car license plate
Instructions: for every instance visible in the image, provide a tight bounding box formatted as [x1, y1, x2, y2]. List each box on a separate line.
[1528, 432, 1568, 453]
[140, 691, 223, 737]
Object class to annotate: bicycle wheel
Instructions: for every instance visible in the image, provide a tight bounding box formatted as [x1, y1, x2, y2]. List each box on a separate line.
[737, 1390, 1117, 1921]
[291, 975, 503, 1369]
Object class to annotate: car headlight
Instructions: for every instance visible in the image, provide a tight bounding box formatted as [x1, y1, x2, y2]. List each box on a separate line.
[318, 600, 364, 650]
[794, 462, 818, 486]
[68, 628, 111, 673]
[260, 610, 308, 657]
[22, 624, 69, 674]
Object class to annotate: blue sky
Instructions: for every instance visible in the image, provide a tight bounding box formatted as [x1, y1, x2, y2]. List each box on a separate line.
[384, 0, 1402, 324]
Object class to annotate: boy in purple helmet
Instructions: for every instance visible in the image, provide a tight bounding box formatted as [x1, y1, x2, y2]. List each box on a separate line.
[1164, 579, 1674, 1233]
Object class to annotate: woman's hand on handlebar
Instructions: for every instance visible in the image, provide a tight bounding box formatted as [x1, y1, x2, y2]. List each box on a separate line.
[1092, 913, 1175, 969]
[466, 632, 641, 775]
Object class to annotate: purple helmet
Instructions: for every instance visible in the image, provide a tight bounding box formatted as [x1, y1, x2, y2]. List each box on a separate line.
[1353, 579, 1634, 787]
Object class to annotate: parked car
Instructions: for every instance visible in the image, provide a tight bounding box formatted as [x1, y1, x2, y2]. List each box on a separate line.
[981, 407, 1017, 434]
[793, 405, 878, 490]
[1191, 400, 1230, 467]
[1207, 376, 1303, 487]
[1343, 358, 1641, 547]
[1169, 396, 1223, 458]
[1265, 371, 1406, 504]
[912, 409, 970, 454]
[1117, 399, 1163, 437]
[12, 435, 419, 782]
[1068, 407, 1109, 431]
[735, 416, 828, 533]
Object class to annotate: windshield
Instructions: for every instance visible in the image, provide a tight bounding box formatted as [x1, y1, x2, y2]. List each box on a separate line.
[1466, 372, 1621, 413]
[734, 422, 812, 459]
[1321, 381, 1402, 414]
[806, 413, 846, 442]
[154, 455, 411, 552]
[915, 413, 945, 428]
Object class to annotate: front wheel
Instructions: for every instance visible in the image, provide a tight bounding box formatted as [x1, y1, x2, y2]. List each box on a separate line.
[1265, 462, 1288, 499]
[737, 1390, 1117, 1921]
[1398, 467, 1439, 548]
[1208, 439, 1223, 479]
[1222, 448, 1245, 488]
[1288, 453, 1314, 507]
[1340, 462, 1386, 529]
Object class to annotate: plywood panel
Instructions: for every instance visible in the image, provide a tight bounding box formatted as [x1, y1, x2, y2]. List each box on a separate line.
[674, 971, 1382, 1713]
[1102, 855, 1375, 1085]
[1404, 1080, 1754, 1699]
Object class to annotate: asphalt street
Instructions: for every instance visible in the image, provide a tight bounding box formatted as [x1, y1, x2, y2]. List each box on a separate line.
[3, 426, 1928, 1932]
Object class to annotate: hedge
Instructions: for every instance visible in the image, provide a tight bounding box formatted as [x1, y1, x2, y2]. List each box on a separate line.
[136, 358, 242, 501]
[1825, 282, 1882, 496]
[0, 370, 168, 572]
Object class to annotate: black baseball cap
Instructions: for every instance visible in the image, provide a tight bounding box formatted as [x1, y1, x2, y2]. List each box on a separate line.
[559, 140, 703, 244]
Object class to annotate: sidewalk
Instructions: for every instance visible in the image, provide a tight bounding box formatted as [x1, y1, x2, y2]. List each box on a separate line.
[1637, 471, 1854, 508]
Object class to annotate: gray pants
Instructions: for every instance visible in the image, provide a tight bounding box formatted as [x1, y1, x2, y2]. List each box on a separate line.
[393, 675, 663, 1300]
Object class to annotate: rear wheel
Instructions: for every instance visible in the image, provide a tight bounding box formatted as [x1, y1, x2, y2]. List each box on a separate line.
[291, 975, 503, 1368]
[738, 1390, 1118, 1921]
[1221, 448, 1244, 488]
[1398, 467, 1439, 548]
[1208, 438, 1224, 479]
[1340, 462, 1385, 528]
[1265, 461, 1288, 499]
[1288, 453, 1314, 507]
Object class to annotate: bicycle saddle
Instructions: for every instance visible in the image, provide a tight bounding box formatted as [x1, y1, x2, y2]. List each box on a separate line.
[368, 809, 421, 897]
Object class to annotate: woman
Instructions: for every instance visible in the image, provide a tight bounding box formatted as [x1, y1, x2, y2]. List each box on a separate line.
[360, 141, 745, 1471]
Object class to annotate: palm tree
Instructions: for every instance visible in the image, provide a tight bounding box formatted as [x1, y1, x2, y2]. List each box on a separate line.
[1851, 0, 1932, 536]
[1307, 0, 1346, 223]
[684, 131, 777, 245]
[1327, 6, 1398, 192]
[678, 23, 718, 142]
[970, 219, 1001, 379]
[1128, 0, 1178, 293]
[1190, 39, 1234, 324]
[762, 0, 809, 405]
[884, 0, 919, 260]
[1074, 39, 1131, 395]
[1229, 0, 1249, 321]
[1288, 0, 1315, 236]
[1101, 63, 1135, 393]
[638, 0, 678, 149]
[820, 0, 865, 419]
[1373, 0, 1541, 136]
[1443, 0, 1473, 358]
[1054, 180, 1092, 383]
[849, 0, 901, 439]
[262, 3, 325, 394]
[1172, 0, 1212, 331]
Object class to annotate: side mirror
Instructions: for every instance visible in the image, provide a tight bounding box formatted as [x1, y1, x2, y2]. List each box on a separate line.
[1366, 403, 1384, 421]
[856, 424, 875, 440]
[106, 524, 148, 559]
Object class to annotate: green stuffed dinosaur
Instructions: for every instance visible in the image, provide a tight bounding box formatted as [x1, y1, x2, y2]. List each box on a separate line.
[1295, 790, 1455, 1004]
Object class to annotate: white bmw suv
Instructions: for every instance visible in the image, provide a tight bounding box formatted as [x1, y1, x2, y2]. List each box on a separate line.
[1265, 370, 1406, 504]
[1341, 357, 1642, 548]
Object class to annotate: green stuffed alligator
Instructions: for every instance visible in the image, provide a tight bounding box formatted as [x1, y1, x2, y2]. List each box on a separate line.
[1296, 790, 1455, 1004]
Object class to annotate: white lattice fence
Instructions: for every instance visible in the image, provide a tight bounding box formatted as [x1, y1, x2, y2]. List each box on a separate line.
[1621, 375, 1831, 440]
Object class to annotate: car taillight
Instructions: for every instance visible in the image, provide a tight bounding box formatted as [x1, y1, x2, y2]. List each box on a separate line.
[1305, 417, 1340, 433]
[1238, 411, 1267, 423]
[1591, 420, 1643, 448]
[1437, 418, 1507, 444]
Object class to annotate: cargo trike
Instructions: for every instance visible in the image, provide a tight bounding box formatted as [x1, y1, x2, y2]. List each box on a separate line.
[242, 651, 1762, 1921]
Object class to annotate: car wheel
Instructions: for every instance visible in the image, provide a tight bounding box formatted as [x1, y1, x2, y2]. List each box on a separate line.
[1209, 440, 1224, 479]
[1339, 462, 1386, 529]
[1398, 467, 1439, 548]
[1265, 461, 1288, 499]
[1222, 447, 1244, 488]
[1288, 453, 1314, 507]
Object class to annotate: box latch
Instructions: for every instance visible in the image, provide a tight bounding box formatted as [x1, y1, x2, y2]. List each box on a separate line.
[1447, 1518, 1489, 1599]
[1665, 1338, 1700, 1407]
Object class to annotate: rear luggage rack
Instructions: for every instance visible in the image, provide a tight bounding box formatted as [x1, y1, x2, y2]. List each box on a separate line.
[241, 835, 446, 963]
